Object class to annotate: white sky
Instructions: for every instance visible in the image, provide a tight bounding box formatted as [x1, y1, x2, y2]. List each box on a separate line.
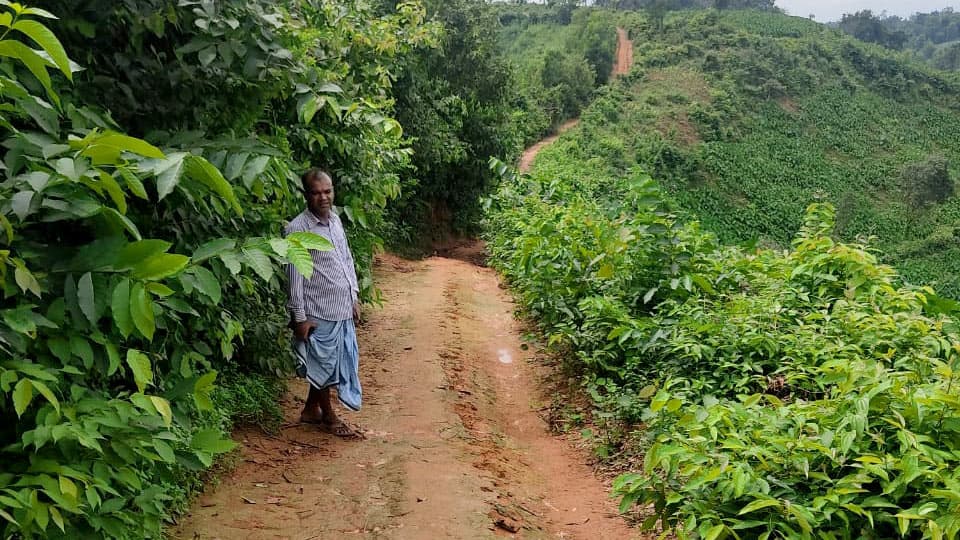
[776, 1, 960, 22]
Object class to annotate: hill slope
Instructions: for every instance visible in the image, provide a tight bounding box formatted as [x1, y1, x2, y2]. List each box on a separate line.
[573, 10, 960, 295]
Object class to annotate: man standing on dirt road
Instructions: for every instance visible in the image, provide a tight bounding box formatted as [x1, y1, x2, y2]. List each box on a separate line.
[286, 168, 363, 438]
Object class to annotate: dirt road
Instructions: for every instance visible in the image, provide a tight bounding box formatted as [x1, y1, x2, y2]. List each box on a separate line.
[518, 119, 579, 174]
[174, 248, 637, 539]
[612, 28, 633, 78]
[518, 28, 632, 174]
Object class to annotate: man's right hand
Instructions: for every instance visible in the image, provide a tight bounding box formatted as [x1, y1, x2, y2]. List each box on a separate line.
[294, 321, 317, 341]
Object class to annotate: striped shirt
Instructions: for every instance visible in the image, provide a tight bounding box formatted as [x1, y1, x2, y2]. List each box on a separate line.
[285, 208, 359, 322]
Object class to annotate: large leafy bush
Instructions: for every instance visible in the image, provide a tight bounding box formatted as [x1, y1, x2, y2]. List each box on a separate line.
[486, 128, 960, 539]
[0, 1, 430, 537]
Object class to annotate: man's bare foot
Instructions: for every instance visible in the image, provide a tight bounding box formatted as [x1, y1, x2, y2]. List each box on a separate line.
[320, 420, 357, 438]
[299, 408, 325, 425]
[299, 410, 357, 438]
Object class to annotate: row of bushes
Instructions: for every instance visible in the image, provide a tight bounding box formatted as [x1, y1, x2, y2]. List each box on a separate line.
[485, 127, 960, 538]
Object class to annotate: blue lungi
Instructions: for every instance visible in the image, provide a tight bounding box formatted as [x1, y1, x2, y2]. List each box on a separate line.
[292, 318, 362, 411]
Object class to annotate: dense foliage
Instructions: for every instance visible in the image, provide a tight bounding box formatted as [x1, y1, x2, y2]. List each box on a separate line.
[387, 0, 523, 241]
[485, 115, 960, 540]
[864, 9, 960, 70]
[570, 9, 960, 297]
[384, 1, 618, 246]
[0, 1, 431, 537]
[838, 11, 908, 51]
[496, 7, 618, 144]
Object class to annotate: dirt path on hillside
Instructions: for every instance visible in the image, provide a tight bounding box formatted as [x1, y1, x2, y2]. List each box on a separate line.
[174, 248, 639, 539]
[518, 119, 579, 174]
[612, 28, 632, 78]
[518, 28, 632, 174]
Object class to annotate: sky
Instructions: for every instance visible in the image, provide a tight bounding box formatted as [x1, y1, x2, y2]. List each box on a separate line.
[775, 1, 960, 22]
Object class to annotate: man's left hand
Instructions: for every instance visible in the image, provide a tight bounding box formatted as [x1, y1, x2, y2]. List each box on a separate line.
[353, 302, 361, 324]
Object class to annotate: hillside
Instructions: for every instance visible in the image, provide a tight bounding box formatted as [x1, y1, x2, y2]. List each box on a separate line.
[487, 7, 960, 538]
[566, 10, 960, 296]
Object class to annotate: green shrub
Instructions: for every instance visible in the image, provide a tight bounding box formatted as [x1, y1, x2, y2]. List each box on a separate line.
[486, 140, 960, 540]
[0, 2, 430, 537]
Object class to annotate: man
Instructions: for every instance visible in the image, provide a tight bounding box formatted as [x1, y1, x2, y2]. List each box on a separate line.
[286, 168, 362, 438]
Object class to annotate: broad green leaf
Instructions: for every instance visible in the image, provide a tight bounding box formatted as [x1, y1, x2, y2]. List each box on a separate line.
[131, 253, 190, 281]
[111, 278, 133, 337]
[58, 476, 77, 501]
[105, 342, 121, 376]
[242, 247, 273, 281]
[198, 46, 216, 66]
[299, 94, 321, 124]
[154, 440, 175, 462]
[119, 167, 148, 200]
[3, 306, 36, 335]
[149, 396, 172, 427]
[185, 155, 242, 214]
[193, 238, 235, 262]
[13, 379, 33, 417]
[129, 283, 155, 340]
[14, 262, 41, 297]
[97, 171, 127, 213]
[69, 335, 94, 368]
[739, 498, 781, 515]
[47, 338, 70, 362]
[11, 190, 35, 220]
[125, 350, 152, 393]
[224, 152, 248, 181]
[34, 499, 49, 531]
[597, 263, 614, 279]
[146, 282, 174, 297]
[0, 39, 55, 101]
[98, 132, 164, 157]
[287, 231, 333, 251]
[191, 428, 236, 454]
[114, 240, 171, 270]
[11, 19, 71, 78]
[191, 266, 222, 304]
[48, 506, 64, 532]
[242, 155, 271, 186]
[193, 371, 217, 410]
[79, 131, 164, 164]
[704, 524, 726, 540]
[317, 82, 343, 94]
[219, 251, 242, 275]
[77, 272, 96, 324]
[0, 370, 17, 392]
[268, 238, 289, 257]
[286, 244, 313, 279]
[153, 152, 188, 200]
[101, 207, 142, 240]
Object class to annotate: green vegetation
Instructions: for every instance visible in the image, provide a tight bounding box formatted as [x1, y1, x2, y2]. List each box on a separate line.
[384, 1, 617, 247]
[859, 9, 960, 70]
[0, 1, 431, 537]
[573, 10, 960, 296]
[486, 94, 960, 540]
[487, 5, 960, 539]
[495, 5, 618, 144]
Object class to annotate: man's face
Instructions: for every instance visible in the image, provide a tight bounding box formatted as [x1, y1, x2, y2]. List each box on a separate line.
[305, 177, 334, 218]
